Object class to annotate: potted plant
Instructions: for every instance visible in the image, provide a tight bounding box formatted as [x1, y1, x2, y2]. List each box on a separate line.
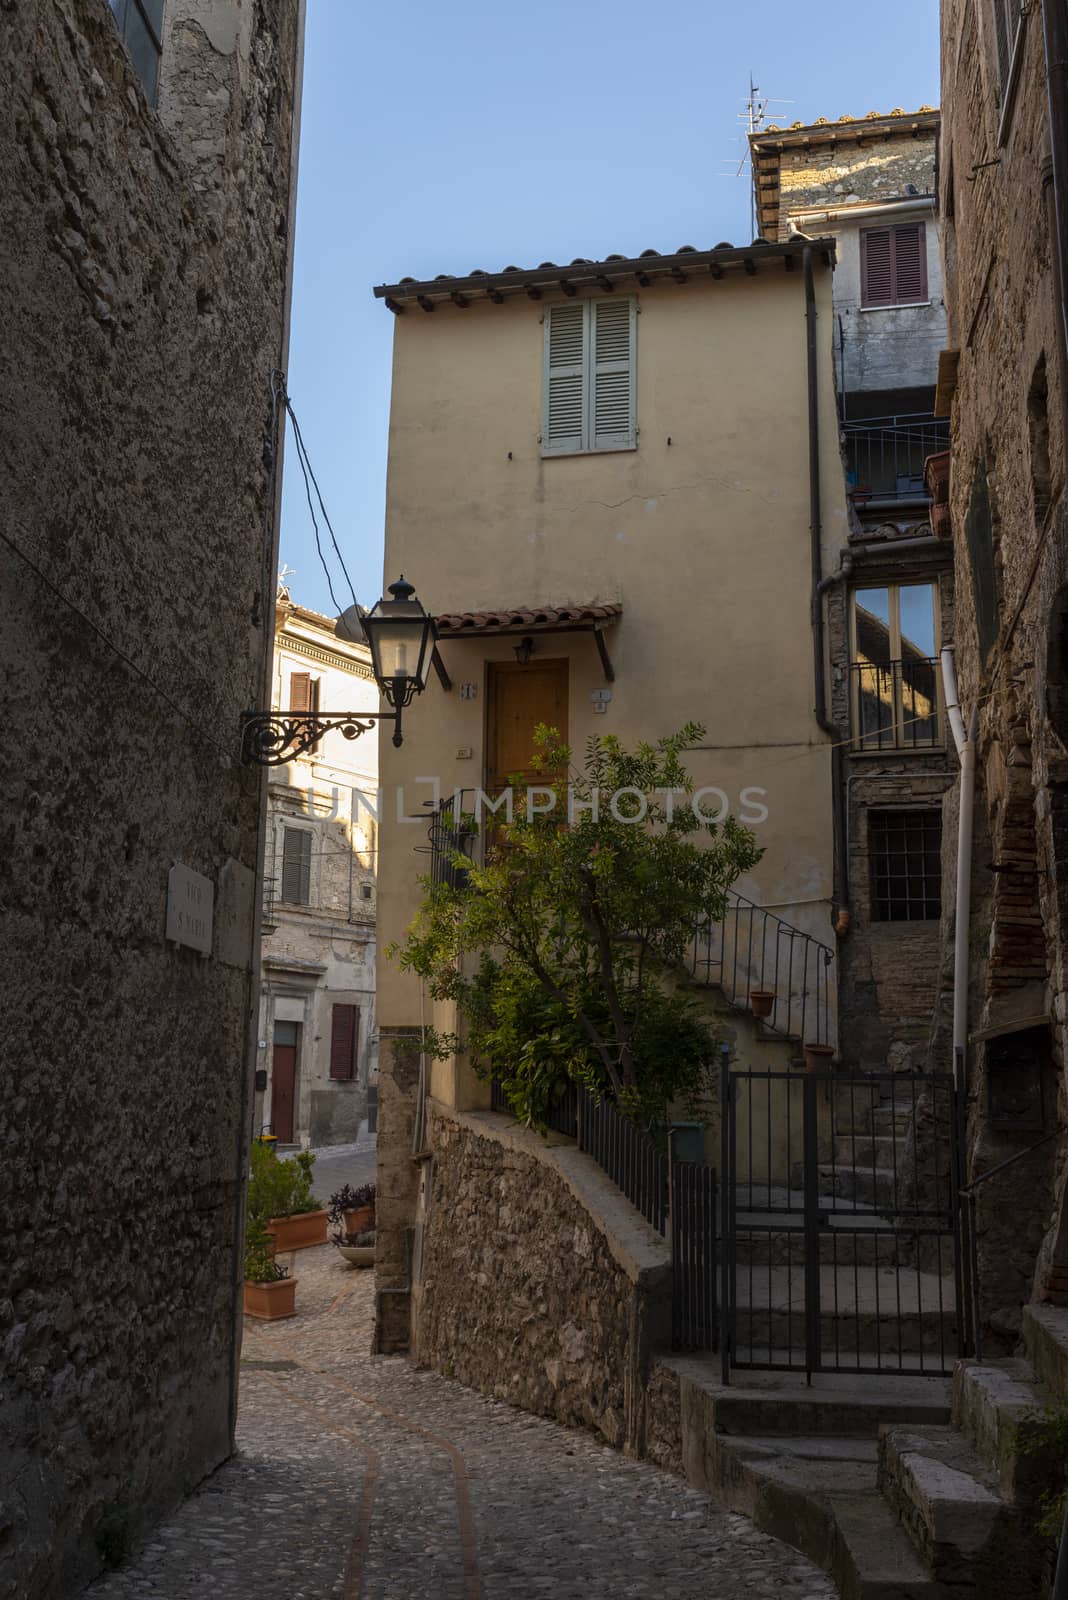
[243, 1217, 297, 1319]
[749, 989, 776, 1020]
[803, 1041, 836, 1073]
[249, 1142, 328, 1251]
[333, 1227, 376, 1268]
[328, 1181, 376, 1236]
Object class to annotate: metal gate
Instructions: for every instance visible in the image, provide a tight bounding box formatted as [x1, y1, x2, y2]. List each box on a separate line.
[721, 1062, 969, 1381]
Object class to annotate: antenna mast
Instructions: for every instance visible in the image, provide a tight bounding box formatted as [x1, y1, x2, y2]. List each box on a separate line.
[719, 74, 794, 239]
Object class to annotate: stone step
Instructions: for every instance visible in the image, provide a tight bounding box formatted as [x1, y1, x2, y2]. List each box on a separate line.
[1023, 1301, 1068, 1401]
[833, 1135, 899, 1170]
[729, 1263, 959, 1356]
[878, 1424, 1038, 1591]
[952, 1357, 1054, 1498]
[661, 1356, 952, 1437]
[830, 1491, 947, 1600]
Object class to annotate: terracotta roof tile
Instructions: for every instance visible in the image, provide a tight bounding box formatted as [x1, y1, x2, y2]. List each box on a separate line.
[435, 602, 622, 635]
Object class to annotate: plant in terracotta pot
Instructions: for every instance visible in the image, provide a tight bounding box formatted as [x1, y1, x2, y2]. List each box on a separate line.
[749, 989, 775, 1020]
[249, 1142, 328, 1251]
[328, 1181, 376, 1237]
[243, 1217, 297, 1320]
[803, 1041, 836, 1073]
[333, 1226, 376, 1268]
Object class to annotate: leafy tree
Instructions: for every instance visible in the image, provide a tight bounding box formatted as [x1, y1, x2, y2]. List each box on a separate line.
[392, 724, 762, 1126]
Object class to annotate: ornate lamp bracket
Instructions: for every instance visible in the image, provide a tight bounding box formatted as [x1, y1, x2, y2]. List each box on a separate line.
[240, 710, 399, 766]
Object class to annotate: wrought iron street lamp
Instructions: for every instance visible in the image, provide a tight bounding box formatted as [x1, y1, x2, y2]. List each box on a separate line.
[240, 576, 437, 765]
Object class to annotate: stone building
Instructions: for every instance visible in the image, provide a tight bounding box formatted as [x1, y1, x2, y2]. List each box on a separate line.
[936, 0, 1068, 1334]
[257, 596, 378, 1149]
[0, 3, 302, 1594]
[751, 110, 958, 1075]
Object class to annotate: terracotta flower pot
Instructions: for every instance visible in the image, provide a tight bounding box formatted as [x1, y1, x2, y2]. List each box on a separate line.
[749, 989, 776, 1019]
[803, 1042, 835, 1073]
[243, 1276, 297, 1320]
[343, 1204, 374, 1235]
[267, 1209, 328, 1251]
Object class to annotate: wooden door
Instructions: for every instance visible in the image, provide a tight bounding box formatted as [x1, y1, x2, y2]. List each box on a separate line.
[485, 659, 569, 790]
[271, 1021, 298, 1142]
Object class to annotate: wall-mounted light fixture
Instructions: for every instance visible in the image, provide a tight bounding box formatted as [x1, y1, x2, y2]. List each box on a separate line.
[513, 635, 535, 665]
[241, 576, 440, 764]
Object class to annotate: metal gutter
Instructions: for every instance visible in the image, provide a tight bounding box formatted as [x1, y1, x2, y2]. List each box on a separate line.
[788, 196, 934, 229]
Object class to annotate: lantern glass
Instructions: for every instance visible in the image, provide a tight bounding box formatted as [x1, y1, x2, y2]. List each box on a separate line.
[362, 577, 435, 705]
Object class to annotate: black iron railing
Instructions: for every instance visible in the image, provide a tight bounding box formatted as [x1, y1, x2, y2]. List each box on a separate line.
[842, 414, 950, 504]
[688, 891, 835, 1048]
[262, 875, 278, 933]
[670, 1152, 719, 1352]
[491, 1079, 668, 1234]
[850, 657, 942, 749]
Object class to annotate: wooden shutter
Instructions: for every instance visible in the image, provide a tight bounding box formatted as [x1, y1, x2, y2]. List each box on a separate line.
[591, 299, 636, 450]
[289, 671, 312, 711]
[329, 1003, 359, 1080]
[891, 224, 927, 304]
[544, 302, 587, 453]
[860, 228, 893, 306]
[281, 827, 311, 904]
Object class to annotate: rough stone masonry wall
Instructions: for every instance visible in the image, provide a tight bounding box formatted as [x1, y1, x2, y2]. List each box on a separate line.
[777, 128, 937, 226]
[939, 0, 1068, 1324]
[412, 1105, 671, 1454]
[0, 4, 299, 1596]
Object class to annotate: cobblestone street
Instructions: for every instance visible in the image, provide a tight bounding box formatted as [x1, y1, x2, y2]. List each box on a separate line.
[86, 1239, 836, 1600]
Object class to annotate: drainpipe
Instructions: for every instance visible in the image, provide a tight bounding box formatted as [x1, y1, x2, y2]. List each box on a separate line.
[803, 245, 849, 921]
[1042, 0, 1068, 373]
[941, 646, 978, 1090]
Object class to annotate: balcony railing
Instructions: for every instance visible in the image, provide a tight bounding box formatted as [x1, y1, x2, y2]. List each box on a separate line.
[842, 414, 950, 505]
[850, 657, 943, 750]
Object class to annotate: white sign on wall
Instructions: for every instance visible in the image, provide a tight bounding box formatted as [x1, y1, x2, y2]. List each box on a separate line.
[165, 864, 214, 955]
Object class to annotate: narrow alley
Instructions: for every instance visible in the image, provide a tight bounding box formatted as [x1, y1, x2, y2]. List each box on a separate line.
[86, 1233, 834, 1600]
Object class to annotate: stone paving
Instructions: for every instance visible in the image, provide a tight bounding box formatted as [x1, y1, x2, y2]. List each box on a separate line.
[86, 1237, 838, 1600]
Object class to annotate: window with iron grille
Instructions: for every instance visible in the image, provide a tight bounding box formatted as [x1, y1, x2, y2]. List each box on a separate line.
[850, 582, 941, 749]
[869, 810, 942, 922]
[108, 0, 164, 107]
[281, 826, 312, 905]
[860, 224, 928, 308]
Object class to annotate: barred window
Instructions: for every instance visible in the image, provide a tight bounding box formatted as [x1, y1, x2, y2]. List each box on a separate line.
[869, 810, 942, 922]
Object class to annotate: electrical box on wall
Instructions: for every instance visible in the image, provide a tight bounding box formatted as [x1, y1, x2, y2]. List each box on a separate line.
[591, 687, 612, 715]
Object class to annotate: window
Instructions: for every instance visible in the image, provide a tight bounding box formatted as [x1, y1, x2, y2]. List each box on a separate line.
[543, 298, 637, 455]
[289, 670, 320, 752]
[965, 460, 1000, 664]
[108, 0, 164, 107]
[992, 2, 1028, 144]
[869, 810, 942, 922]
[860, 224, 928, 308]
[1029, 356, 1053, 528]
[851, 582, 941, 749]
[281, 827, 312, 905]
[329, 1004, 360, 1081]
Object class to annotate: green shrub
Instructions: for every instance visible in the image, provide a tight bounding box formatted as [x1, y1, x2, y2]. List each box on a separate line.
[1015, 1404, 1068, 1539]
[248, 1142, 320, 1222]
[244, 1216, 289, 1284]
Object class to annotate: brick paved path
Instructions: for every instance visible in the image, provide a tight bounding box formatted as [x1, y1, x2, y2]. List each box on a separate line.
[87, 1243, 837, 1599]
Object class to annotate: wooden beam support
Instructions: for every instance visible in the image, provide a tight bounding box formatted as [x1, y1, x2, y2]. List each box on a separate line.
[431, 647, 452, 692]
[559, 279, 576, 296]
[636, 271, 651, 286]
[592, 626, 615, 684]
[384, 297, 405, 315]
[450, 291, 470, 308]
[597, 275, 615, 292]
[486, 288, 504, 304]
[671, 266, 687, 283]
[709, 262, 723, 280]
[743, 257, 756, 275]
[784, 254, 796, 271]
[526, 286, 542, 300]
[417, 295, 436, 312]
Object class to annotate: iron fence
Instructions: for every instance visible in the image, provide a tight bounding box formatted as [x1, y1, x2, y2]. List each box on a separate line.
[670, 1153, 719, 1352]
[850, 657, 942, 750]
[689, 891, 835, 1048]
[842, 413, 950, 504]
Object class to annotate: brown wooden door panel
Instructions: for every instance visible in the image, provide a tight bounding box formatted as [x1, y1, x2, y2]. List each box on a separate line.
[485, 660, 569, 789]
[271, 1045, 297, 1142]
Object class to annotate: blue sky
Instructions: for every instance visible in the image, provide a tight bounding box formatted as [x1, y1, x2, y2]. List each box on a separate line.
[278, 0, 940, 617]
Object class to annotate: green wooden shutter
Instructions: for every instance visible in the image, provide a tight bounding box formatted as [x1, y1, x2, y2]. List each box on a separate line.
[281, 827, 312, 904]
[591, 299, 636, 449]
[543, 302, 587, 453]
[329, 1004, 359, 1080]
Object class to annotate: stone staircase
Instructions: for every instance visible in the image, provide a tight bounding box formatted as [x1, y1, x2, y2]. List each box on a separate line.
[652, 1302, 1068, 1598]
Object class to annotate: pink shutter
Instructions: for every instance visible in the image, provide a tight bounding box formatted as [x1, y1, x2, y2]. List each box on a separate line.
[891, 224, 927, 304]
[861, 229, 893, 306]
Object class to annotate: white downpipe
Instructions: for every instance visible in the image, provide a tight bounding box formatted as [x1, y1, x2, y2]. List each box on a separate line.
[941, 647, 978, 1087]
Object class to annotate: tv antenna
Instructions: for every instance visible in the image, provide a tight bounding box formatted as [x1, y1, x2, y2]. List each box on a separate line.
[718, 74, 795, 238]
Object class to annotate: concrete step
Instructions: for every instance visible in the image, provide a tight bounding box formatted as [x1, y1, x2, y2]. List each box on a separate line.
[661, 1356, 952, 1437]
[730, 1262, 958, 1358]
[1023, 1301, 1068, 1401]
[952, 1357, 1054, 1498]
[878, 1424, 1037, 1592]
[833, 1135, 899, 1170]
[790, 1162, 903, 1209]
[830, 1492, 947, 1600]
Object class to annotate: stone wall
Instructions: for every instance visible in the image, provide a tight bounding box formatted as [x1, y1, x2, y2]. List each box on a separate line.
[0, 3, 300, 1594]
[411, 1104, 671, 1453]
[939, 0, 1068, 1325]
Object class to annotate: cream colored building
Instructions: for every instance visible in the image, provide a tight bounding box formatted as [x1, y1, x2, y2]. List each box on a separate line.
[256, 596, 379, 1148]
[370, 237, 851, 1350]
